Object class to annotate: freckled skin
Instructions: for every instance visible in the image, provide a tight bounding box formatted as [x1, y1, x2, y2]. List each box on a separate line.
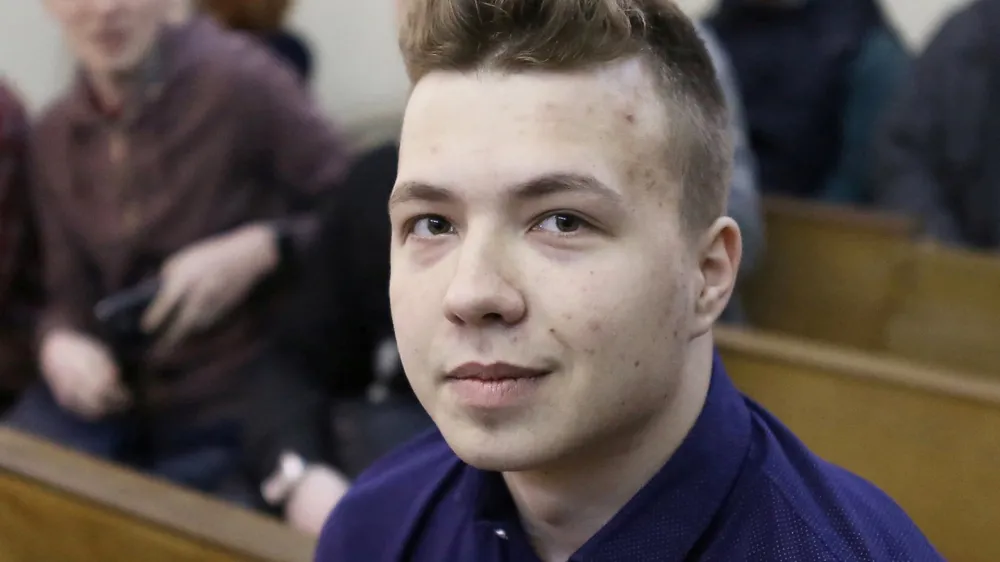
[388, 57, 733, 472]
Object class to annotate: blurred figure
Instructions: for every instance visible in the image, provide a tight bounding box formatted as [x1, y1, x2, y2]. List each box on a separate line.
[244, 143, 432, 535]
[198, 0, 313, 84]
[709, 0, 909, 203]
[875, 0, 1000, 249]
[696, 23, 763, 323]
[5, 0, 348, 503]
[0, 81, 42, 412]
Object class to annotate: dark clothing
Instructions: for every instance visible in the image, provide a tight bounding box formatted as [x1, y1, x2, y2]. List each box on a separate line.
[263, 31, 313, 84]
[29, 17, 348, 419]
[0, 81, 41, 402]
[709, 0, 905, 200]
[316, 354, 942, 562]
[244, 143, 430, 488]
[875, 0, 1000, 249]
[6, 382, 256, 506]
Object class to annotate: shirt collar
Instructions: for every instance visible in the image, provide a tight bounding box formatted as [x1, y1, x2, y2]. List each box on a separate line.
[465, 351, 753, 561]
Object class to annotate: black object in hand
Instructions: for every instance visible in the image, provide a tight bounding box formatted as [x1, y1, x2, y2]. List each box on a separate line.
[94, 278, 161, 349]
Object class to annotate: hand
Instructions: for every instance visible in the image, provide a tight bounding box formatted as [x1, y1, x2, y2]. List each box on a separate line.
[141, 224, 280, 348]
[285, 464, 351, 536]
[39, 329, 130, 420]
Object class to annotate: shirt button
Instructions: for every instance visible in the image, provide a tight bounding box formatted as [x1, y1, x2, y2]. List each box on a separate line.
[494, 528, 508, 540]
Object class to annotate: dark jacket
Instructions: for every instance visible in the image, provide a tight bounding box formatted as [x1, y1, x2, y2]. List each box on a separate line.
[244, 143, 428, 486]
[0, 81, 41, 399]
[263, 31, 312, 84]
[30, 18, 349, 418]
[709, 0, 907, 201]
[875, 0, 1000, 249]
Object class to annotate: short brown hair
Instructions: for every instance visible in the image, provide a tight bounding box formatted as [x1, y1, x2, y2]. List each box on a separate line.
[398, 0, 731, 231]
[198, 0, 292, 32]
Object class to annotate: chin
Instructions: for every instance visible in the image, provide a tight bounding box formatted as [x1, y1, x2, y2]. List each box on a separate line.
[438, 420, 557, 472]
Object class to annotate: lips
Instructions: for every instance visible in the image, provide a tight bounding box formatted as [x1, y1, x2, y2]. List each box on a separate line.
[446, 362, 549, 381]
[445, 362, 551, 410]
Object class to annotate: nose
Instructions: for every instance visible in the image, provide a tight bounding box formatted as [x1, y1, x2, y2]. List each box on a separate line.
[443, 233, 526, 327]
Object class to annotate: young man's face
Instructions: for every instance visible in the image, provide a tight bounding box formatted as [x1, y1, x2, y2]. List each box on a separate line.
[390, 58, 732, 471]
[45, 0, 165, 77]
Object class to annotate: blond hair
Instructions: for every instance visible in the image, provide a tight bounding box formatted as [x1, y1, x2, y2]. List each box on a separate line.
[398, 0, 731, 231]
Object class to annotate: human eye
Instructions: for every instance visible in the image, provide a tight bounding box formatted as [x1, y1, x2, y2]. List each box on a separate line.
[532, 212, 592, 236]
[409, 214, 456, 238]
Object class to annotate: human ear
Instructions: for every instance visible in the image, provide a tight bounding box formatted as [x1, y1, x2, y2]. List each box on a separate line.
[690, 216, 741, 337]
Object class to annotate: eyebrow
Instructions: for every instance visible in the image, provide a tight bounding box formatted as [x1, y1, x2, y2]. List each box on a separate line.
[388, 173, 625, 210]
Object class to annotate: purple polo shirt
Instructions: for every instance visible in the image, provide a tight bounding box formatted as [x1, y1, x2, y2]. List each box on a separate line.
[315, 354, 944, 561]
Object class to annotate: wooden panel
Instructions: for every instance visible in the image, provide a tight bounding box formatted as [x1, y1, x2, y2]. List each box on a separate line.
[885, 242, 1000, 376]
[742, 197, 917, 350]
[716, 326, 1000, 562]
[0, 429, 316, 562]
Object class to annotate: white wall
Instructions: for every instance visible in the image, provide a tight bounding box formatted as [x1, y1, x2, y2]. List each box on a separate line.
[0, 0, 979, 138]
[0, 2, 71, 113]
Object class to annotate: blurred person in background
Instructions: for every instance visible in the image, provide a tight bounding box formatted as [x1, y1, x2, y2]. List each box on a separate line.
[243, 142, 431, 535]
[4, 0, 348, 503]
[708, 0, 909, 203]
[875, 0, 1000, 250]
[198, 0, 313, 84]
[0, 81, 42, 413]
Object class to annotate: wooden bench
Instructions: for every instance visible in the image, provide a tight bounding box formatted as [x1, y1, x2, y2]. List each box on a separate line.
[885, 241, 1000, 376]
[741, 196, 918, 350]
[0, 428, 316, 562]
[716, 326, 1000, 562]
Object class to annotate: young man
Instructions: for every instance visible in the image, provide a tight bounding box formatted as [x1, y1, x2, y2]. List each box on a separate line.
[5, 0, 347, 502]
[316, 1, 942, 561]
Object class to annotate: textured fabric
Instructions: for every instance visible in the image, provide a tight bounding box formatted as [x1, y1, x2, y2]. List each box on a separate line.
[874, 0, 1000, 249]
[315, 354, 943, 561]
[709, 0, 898, 198]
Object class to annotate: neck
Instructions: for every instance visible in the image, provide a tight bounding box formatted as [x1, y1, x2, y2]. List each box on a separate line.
[503, 337, 715, 562]
[88, 71, 135, 110]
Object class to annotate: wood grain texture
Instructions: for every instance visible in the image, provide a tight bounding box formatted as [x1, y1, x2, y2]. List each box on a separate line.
[885, 241, 1000, 376]
[0, 429, 316, 562]
[742, 197, 918, 350]
[717, 326, 1000, 562]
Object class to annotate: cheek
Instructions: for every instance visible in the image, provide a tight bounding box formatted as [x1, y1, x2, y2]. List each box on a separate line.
[551, 260, 689, 365]
[389, 267, 441, 350]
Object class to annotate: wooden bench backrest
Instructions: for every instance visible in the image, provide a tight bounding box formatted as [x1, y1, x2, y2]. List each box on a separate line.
[742, 197, 918, 350]
[884, 241, 1000, 375]
[0, 429, 316, 562]
[716, 326, 1000, 562]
